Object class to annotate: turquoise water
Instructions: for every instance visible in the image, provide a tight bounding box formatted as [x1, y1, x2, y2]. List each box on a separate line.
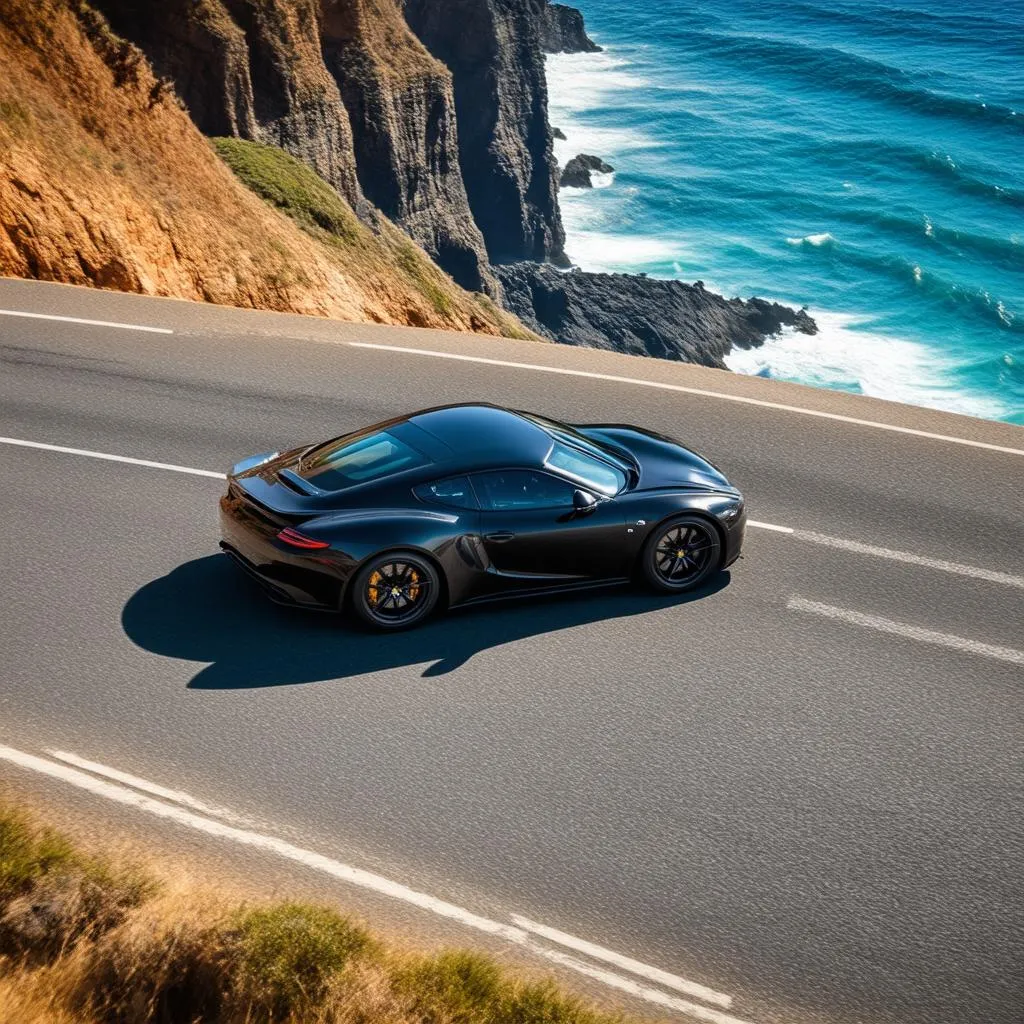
[546, 0, 1024, 422]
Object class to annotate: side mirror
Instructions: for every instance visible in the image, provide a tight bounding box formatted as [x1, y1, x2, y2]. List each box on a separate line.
[572, 489, 598, 514]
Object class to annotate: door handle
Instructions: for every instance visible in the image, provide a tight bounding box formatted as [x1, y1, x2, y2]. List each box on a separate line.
[483, 531, 515, 543]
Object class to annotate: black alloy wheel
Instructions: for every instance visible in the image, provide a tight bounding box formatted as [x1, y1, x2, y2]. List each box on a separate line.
[641, 515, 721, 593]
[351, 552, 440, 630]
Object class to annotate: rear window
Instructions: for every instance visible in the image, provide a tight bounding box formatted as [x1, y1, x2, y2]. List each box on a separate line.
[299, 431, 427, 491]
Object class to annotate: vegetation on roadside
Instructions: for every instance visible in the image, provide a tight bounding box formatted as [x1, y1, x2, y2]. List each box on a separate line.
[0, 802, 626, 1024]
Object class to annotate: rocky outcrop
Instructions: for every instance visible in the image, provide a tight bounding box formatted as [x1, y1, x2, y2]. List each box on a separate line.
[317, 0, 496, 294]
[560, 154, 614, 188]
[495, 263, 817, 368]
[91, 0, 365, 210]
[404, 0, 566, 266]
[540, 3, 601, 53]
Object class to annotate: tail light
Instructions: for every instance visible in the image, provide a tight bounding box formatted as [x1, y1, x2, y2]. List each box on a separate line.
[277, 527, 330, 550]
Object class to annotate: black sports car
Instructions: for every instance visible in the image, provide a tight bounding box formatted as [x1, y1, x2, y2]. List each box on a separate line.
[219, 404, 746, 630]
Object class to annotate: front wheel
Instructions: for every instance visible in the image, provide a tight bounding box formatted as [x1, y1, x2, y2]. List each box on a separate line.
[640, 516, 722, 593]
[351, 552, 441, 630]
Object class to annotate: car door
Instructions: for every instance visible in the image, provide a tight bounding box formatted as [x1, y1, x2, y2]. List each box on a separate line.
[471, 469, 627, 584]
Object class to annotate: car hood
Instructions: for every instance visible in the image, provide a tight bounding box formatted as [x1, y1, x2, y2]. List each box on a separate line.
[579, 425, 735, 493]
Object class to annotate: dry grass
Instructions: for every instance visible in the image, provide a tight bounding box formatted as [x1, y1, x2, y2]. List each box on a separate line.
[0, 801, 630, 1024]
[0, 0, 535, 338]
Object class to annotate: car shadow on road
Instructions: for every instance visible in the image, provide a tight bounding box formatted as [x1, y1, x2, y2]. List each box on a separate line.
[122, 554, 730, 690]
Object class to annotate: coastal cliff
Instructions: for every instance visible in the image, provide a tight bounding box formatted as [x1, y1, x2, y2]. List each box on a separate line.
[404, 0, 566, 266]
[91, 0, 496, 294]
[0, 0, 530, 336]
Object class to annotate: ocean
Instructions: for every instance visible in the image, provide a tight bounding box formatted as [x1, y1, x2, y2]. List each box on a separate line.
[545, 0, 1024, 423]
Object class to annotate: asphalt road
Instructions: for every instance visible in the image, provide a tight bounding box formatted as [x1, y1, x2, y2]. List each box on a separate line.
[1, 278, 1022, 1024]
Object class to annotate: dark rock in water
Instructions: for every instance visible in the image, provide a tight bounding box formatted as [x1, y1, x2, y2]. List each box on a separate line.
[495, 262, 818, 368]
[560, 153, 614, 188]
[552, 126, 567, 140]
[405, 0, 567, 266]
[540, 3, 601, 53]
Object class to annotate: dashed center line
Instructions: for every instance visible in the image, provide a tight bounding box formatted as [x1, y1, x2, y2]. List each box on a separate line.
[788, 597, 1024, 666]
[0, 308, 173, 333]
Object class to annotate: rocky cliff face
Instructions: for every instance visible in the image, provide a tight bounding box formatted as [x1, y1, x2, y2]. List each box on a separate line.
[92, 0, 366, 211]
[540, 3, 601, 53]
[403, 0, 566, 266]
[495, 263, 817, 368]
[318, 0, 495, 294]
[92, 0, 495, 294]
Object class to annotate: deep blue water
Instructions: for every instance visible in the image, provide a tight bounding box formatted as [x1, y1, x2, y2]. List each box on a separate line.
[546, 0, 1024, 422]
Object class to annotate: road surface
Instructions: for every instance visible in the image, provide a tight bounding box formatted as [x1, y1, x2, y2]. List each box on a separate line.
[0, 278, 1021, 1024]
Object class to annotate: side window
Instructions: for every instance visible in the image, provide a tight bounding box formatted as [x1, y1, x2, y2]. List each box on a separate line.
[415, 475, 478, 510]
[472, 470, 575, 511]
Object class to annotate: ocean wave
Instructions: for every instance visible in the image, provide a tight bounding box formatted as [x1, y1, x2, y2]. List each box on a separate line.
[724, 310, 1015, 420]
[780, 233, 1022, 334]
[545, 50, 651, 113]
[687, 29, 1023, 133]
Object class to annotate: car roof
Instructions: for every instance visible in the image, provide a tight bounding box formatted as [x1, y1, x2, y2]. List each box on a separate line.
[405, 404, 554, 472]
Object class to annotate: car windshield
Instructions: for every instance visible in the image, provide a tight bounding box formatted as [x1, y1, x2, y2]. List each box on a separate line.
[544, 441, 626, 496]
[298, 431, 427, 491]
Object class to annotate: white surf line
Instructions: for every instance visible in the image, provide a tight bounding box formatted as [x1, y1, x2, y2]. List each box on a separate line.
[46, 750, 251, 826]
[0, 308, 173, 334]
[787, 596, 1024, 666]
[512, 915, 731, 1008]
[348, 342, 1024, 457]
[0, 437, 225, 479]
[0, 745, 752, 1024]
[793, 530, 1024, 590]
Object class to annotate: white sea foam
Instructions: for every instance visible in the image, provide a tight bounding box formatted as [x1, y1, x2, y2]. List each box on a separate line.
[725, 310, 1012, 420]
[785, 232, 835, 246]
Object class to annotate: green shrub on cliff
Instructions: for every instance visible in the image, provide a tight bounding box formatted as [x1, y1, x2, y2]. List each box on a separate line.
[211, 137, 361, 244]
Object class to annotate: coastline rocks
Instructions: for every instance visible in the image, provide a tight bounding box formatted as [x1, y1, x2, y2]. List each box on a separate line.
[560, 154, 614, 188]
[404, 0, 567, 266]
[552, 126, 567, 140]
[494, 263, 818, 368]
[540, 3, 602, 53]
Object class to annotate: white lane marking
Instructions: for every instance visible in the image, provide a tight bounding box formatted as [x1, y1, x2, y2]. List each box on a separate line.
[794, 530, 1024, 590]
[787, 597, 1024, 666]
[512, 914, 731, 1008]
[46, 750, 250, 825]
[0, 308, 173, 334]
[747, 520, 794, 534]
[0, 437, 225, 479]
[348, 342, 1024, 457]
[0, 745, 751, 1024]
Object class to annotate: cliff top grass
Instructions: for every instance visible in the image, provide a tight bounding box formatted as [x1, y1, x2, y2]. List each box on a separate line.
[212, 138, 362, 244]
[0, 800, 629, 1024]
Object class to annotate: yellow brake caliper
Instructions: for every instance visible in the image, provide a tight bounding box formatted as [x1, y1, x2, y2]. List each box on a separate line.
[407, 569, 420, 602]
[368, 569, 382, 606]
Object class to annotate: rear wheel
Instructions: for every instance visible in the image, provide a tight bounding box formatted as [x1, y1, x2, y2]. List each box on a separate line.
[640, 515, 721, 593]
[351, 552, 441, 630]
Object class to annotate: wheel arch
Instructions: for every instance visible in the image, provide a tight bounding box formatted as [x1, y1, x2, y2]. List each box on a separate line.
[340, 545, 451, 612]
[634, 509, 726, 576]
